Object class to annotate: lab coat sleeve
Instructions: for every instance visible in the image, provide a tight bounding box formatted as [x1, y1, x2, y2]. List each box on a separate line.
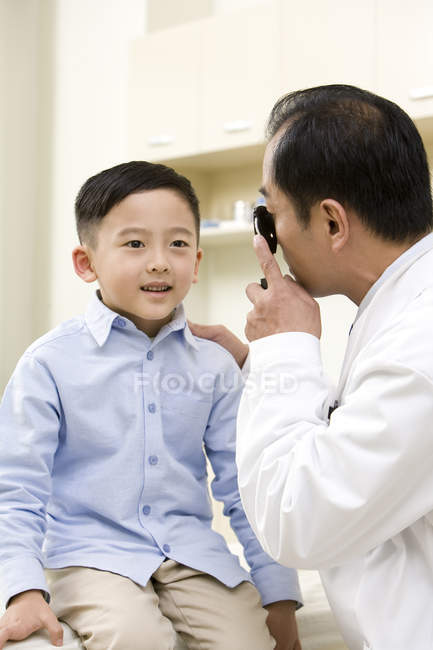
[236, 330, 433, 569]
[0, 353, 61, 608]
[204, 347, 302, 606]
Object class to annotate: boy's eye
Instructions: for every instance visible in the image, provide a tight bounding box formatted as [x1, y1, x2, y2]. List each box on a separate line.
[126, 240, 144, 248]
[171, 240, 188, 248]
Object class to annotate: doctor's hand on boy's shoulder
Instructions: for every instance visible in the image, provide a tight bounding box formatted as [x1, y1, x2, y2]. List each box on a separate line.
[188, 321, 250, 369]
[266, 600, 302, 650]
[0, 590, 63, 648]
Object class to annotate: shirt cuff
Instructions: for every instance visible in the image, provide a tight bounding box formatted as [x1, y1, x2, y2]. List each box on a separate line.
[251, 564, 303, 608]
[249, 332, 321, 373]
[0, 556, 49, 609]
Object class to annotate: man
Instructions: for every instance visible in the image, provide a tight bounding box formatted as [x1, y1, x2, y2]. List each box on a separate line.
[190, 85, 433, 650]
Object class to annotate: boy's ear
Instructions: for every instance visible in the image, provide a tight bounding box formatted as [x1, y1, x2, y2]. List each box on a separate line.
[72, 245, 97, 283]
[192, 248, 203, 284]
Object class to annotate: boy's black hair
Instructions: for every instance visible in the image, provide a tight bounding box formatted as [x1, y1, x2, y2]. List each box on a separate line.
[266, 84, 433, 242]
[75, 161, 200, 246]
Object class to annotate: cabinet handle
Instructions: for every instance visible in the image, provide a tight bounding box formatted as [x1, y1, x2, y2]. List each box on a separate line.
[223, 120, 253, 133]
[409, 86, 433, 101]
[147, 134, 175, 146]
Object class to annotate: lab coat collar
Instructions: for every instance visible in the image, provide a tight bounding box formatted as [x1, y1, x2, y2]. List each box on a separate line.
[357, 232, 433, 320]
[338, 234, 433, 396]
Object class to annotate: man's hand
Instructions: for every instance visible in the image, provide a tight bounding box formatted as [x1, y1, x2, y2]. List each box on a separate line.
[245, 235, 321, 342]
[265, 600, 301, 650]
[0, 590, 63, 649]
[188, 321, 249, 369]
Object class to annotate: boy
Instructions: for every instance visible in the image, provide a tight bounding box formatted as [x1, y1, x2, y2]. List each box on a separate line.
[0, 162, 301, 649]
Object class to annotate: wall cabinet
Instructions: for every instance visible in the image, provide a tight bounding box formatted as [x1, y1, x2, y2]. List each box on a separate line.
[279, 0, 376, 93]
[377, 0, 433, 120]
[128, 21, 201, 161]
[200, 1, 280, 151]
[129, 2, 281, 159]
[129, 0, 433, 162]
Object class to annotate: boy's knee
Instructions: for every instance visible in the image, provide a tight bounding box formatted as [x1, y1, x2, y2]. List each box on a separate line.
[81, 620, 176, 650]
[59, 603, 177, 650]
[110, 621, 176, 650]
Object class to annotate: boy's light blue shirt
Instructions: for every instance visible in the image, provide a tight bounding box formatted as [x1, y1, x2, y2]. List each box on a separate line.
[0, 292, 301, 609]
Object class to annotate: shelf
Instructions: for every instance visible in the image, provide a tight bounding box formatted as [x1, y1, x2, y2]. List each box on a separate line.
[199, 222, 254, 247]
[158, 142, 266, 171]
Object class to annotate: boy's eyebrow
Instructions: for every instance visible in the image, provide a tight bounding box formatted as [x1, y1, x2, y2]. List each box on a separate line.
[116, 226, 195, 238]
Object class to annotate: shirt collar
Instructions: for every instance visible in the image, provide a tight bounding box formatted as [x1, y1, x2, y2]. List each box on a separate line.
[84, 290, 198, 350]
[84, 291, 119, 347]
[154, 302, 199, 350]
[356, 232, 433, 320]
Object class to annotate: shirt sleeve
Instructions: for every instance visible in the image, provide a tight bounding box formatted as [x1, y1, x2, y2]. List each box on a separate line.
[236, 330, 433, 569]
[0, 353, 62, 608]
[203, 346, 302, 607]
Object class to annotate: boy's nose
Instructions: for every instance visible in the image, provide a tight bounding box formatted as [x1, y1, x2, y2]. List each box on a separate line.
[146, 257, 170, 273]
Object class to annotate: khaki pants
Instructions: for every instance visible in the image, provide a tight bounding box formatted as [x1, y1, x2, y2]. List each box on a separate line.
[45, 561, 276, 650]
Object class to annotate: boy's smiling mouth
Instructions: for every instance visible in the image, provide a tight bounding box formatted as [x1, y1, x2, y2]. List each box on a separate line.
[141, 282, 172, 293]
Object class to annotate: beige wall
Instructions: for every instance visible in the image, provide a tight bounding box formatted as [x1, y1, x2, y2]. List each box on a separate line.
[0, 0, 55, 391]
[147, 0, 213, 31]
[0, 0, 147, 393]
[49, 0, 148, 329]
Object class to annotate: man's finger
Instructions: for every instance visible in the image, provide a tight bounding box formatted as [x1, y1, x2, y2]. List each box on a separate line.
[253, 234, 284, 288]
[245, 281, 265, 304]
[188, 321, 215, 337]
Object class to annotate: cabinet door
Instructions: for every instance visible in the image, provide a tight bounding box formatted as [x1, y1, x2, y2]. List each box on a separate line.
[128, 22, 201, 161]
[200, 2, 280, 152]
[377, 0, 433, 119]
[279, 0, 376, 94]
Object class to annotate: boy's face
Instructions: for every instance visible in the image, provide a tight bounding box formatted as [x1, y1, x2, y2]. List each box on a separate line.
[73, 189, 202, 336]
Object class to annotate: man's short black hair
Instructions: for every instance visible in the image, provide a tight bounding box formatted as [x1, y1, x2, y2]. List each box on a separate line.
[75, 161, 200, 247]
[267, 84, 433, 242]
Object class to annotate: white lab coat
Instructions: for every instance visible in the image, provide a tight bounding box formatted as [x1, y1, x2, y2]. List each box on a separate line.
[237, 240, 433, 650]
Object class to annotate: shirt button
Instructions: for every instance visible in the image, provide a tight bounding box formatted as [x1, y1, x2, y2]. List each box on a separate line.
[148, 455, 159, 466]
[142, 505, 151, 515]
[147, 350, 154, 361]
[163, 544, 171, 554]
[148, 403, 156, 413]
[115, 317, 126, 327]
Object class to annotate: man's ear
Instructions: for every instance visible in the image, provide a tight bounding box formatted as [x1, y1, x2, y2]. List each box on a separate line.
[72, 245, 97, 283]
[320, 199, 350, 253]
[191, 248, 203, 284]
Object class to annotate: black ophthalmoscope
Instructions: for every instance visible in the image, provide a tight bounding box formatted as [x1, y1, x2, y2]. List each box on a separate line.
[252, 205, 277, 289]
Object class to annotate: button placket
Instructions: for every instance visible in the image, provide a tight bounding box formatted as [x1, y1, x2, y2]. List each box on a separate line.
[140, 356, 163, 526]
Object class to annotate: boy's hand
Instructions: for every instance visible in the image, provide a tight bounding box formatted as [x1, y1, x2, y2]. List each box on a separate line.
[0, 590, 63, 649]
[265, 600, 302, 650]
[188, 321, 249, 369]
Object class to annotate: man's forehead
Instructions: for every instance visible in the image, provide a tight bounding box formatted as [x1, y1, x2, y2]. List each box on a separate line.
[262, 134, 280, 179]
